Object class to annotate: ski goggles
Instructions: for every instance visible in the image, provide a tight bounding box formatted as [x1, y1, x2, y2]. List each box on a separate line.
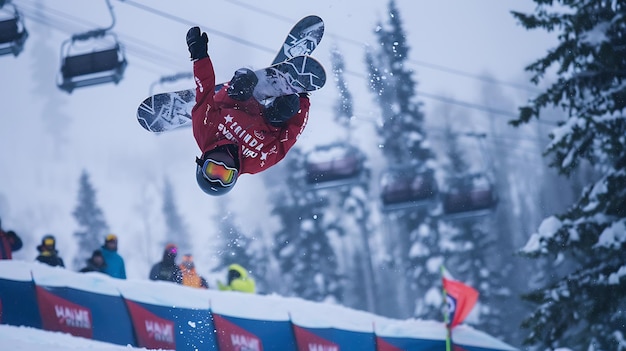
[196, 157, 238, 187]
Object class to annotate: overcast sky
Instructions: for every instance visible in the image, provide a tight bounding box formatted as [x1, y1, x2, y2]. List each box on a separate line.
[0, 0, 556, 278]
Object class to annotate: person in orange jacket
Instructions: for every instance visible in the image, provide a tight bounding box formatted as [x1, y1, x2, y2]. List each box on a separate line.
[179, 254, 208, 289]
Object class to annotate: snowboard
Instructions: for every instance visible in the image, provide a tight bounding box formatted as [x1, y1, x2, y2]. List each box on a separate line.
[137, 15, 324, 133]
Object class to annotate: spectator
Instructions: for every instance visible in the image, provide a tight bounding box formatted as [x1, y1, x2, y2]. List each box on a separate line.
[149, 243, 182, 284]
[101, 234, 127, 279]
[35, 234, 65, 267]
[0, 217, 22, 260]
[217, 263, 256, 293]
[179, 254, 208, 289]
[79, 249, 107, 273]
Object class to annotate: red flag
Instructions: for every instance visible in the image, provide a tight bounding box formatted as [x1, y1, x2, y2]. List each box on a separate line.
[442, 267, 479, 328]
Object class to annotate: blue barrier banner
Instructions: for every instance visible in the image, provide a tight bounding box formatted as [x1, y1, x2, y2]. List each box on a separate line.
[213, 313, 297, 351]
[0, 278, 41, 328]
[123, 298, 215, 351]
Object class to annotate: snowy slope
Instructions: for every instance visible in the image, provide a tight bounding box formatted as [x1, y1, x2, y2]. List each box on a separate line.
[0, 324, 160, 351]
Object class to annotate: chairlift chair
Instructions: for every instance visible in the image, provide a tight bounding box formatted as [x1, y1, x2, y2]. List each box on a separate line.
[0, 3, 28, 57]
[380, 168, 438, 212]
[57, 30, 127, 93]
[305, 143, 367, 190]
[440, 173, 498, 221]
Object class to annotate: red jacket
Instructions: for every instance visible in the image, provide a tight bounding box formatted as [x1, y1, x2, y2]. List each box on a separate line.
[191, 56, 310, 175]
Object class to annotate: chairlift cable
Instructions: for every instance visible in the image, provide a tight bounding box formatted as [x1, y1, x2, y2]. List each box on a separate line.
[15, 0, 183, 74]
[222, 0, 540, 93]
[116, 0, 276, 56]
[114, 0, 545, 119]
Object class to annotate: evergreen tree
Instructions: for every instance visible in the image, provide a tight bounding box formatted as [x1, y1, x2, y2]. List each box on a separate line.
[72, 170, 109, 269]
[328, 46, 377, 312]
[271, 149, 343, 302]
[211, 204, 276, 293]
[439, 127, 510, 339]
[330, 45, 354, 128]
[162, 178, 191, 254]
[512, 2, 626, 349]
[212, 204, 254, 272]
[365, 0, 439, 318]
[30, 0, 72, 150]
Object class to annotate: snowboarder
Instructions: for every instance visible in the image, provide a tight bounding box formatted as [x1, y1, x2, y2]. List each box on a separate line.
[35, 234, 65, 267]
[100, 234, 127, 279]
[217, 263, 256, 294]
[179, 254, 209, 289]
[187, 26, 311, 196]
[79, 249, 107, 273]
[149, 243, 183, 284]
[0, 217, 22, 260]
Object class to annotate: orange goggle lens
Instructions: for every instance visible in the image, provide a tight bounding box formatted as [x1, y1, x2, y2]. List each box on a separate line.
[203, 159, 237, 186]
[44, 238, 55, 246]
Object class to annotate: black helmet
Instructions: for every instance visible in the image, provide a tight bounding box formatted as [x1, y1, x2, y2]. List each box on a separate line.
[38, 234, 57, 253]
[42, 234, 56, 248]
[195, 147, 239, 196]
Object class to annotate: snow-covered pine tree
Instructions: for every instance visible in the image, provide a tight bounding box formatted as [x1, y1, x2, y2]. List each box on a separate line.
[512, 1, 626, 349]
[162, 178, 191, 254]
[365, 0, 440, 318]
[212, 204, 254, 273]
[271, 149, 343, 302]
[72, 170, 109, 269]
[439, 127, 510, 340]
[30, 0, 71, 149]
[331, 45, 354, 129]
[328, 46, 377, 313]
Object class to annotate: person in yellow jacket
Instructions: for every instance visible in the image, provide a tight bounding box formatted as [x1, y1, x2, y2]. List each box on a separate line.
[217, 263, 256, 293]
[179, 254, 209, 289]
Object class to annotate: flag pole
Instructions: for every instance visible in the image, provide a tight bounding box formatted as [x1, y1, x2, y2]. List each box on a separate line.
[441, 265, 452, 351]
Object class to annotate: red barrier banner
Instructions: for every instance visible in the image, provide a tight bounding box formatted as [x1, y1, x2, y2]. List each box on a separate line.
[292, 325, 339, 351]
[213, 313, 264, 351]
[35, 286, 93, 339]
[124, 300, 176, 350]
[375, 336, 404, 351]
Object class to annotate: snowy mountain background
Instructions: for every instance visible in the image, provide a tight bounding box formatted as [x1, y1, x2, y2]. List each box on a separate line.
[2, 0, 601, 348]
[0, 0, 553, 282]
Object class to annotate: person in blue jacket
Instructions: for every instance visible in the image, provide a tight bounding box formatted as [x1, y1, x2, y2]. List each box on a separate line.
[100, 234, 126, 279]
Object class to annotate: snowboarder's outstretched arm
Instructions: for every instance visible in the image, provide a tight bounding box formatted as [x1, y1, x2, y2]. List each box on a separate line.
[187, 27, 215, 115]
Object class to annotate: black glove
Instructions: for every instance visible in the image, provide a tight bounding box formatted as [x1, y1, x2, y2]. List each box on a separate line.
[186, 27, 208, 61]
